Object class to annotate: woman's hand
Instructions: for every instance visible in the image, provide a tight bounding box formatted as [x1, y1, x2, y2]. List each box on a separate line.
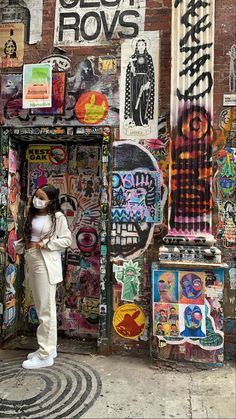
[35, 241, 44, 249]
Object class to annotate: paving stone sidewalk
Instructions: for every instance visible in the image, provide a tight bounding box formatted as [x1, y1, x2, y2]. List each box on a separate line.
[0, 349, 235, 419]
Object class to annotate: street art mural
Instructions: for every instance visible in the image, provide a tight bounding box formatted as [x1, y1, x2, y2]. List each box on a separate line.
[0, 55, 119, 127]
[152, 0, 226, 366]
[54, 0, 146, 46]
[0, 126, 110, 341]
[167, 0, 215, 240]
[25, 143, 102, 335]
[213, 146, 236, 247]
[214, 107, 236, 152]
[111, 141, 166, 261]
[120, 31, 160, 140]
[152, 266, 224, 363]
[112, 171, 162, 223]
[213, 147, 236, 200]
[0, 0, 43, 44]
[0, 138, 22, 338]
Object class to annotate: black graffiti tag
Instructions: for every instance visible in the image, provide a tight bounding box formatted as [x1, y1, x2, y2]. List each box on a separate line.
[175, 0, 213, 101]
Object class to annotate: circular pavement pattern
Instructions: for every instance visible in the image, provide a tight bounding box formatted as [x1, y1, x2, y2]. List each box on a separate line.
[0, 356, 102, 418]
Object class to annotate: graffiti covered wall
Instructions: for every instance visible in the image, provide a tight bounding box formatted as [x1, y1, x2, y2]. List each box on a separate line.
[0, 55, 119, 127]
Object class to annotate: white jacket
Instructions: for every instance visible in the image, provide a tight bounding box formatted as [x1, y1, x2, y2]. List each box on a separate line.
[14, 212, 72, 285]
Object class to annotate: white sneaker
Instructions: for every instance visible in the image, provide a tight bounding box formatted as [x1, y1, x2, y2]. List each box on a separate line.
[27, 349, 57, 360]
[22, 354, 54, 369]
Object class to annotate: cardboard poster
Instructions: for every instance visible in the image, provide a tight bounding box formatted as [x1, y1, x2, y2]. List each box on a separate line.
[120, 31, 160, 140]
[23, 63, 52, 109]
[0, 23, 24, 68]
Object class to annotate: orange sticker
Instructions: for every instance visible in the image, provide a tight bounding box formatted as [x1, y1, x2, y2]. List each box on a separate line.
[113, 303, 146, 339]
[75, 91, 108, 125]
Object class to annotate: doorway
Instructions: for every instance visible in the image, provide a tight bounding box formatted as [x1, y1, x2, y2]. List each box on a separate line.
[0, 127, 112, 350]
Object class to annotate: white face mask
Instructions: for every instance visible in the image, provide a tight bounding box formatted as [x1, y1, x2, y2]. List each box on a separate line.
[33, 196, 49, 209]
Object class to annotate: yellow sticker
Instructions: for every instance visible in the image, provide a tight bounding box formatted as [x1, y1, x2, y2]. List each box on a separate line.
[26, 145, 51, 163]
[113, 303, 146, 340]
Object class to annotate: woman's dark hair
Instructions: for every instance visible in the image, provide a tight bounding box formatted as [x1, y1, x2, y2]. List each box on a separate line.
[135, 39, 147, 54]
[23, 184, 62, 243]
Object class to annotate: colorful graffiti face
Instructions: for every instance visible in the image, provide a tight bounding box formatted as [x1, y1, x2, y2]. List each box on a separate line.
[184, 305, 203, 330]
[179, 304, 206, 338]
[112, 171, 161, 223]
[216, 147, 236, 198]
[111, 141, 164, 260]
[181, 273, 203, 300]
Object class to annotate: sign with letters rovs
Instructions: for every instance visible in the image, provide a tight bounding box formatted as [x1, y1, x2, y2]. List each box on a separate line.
[54, 0, 146, 46]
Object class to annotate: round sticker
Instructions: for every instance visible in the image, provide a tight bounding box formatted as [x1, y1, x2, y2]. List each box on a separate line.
[49, 146, 67, 165]
[113, 303, 146, 339]
[74, 91, 108, 125]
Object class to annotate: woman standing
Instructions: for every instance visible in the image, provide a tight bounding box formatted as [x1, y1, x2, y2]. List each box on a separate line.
[15, 184, 72, 369]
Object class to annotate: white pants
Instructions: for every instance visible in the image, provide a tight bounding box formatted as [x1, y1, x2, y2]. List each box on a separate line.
[24, 247, 57, 359]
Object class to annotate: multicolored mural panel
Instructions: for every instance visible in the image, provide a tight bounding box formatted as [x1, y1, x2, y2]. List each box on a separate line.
[151, 265, 224, 363]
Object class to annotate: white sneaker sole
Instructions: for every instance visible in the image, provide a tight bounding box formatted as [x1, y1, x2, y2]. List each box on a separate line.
[22, 358, 54, 369]
[27, 350, 57, 360]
